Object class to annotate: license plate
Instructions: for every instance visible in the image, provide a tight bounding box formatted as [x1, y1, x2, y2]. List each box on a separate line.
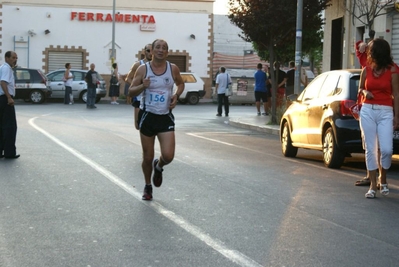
[394, 131, 399, 139]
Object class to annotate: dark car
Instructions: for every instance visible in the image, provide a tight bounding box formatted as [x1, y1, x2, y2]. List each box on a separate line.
[280, 69, 399, 169]
[13, 67, 52, 104]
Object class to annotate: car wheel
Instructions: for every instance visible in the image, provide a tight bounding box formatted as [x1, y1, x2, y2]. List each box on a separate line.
[322, 127, 345, 168]
[80, 90, 88, 103]
[29, 90, 45, 104]
[281, 121, 298, 157]
[187, 93, 199, 105]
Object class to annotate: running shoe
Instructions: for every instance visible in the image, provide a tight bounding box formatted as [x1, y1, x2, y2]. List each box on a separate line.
[152, 159, 163, 187]
[142, 185, 153, 200]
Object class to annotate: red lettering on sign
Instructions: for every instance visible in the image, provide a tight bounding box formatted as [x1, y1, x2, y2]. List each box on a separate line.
[148, 15, 155, 23]
[105, 14, 113, 22]
[132, 15, 140, 23]
[78, 12, 85, 21]
[115, 14, 124, 22]
[71, 12, 77, 20]
[96, 13, 104, 21]
[70, 12, 156, 24]
[141, 15, 148, 23]
[87, 13, 94, 21]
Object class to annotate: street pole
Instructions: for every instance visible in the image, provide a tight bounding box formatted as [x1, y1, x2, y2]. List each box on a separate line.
[294, 0, 303, 94]
[111, 0, 116, 67]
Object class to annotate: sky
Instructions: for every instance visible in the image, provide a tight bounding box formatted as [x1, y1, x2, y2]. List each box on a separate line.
[213, 0, 229, 15]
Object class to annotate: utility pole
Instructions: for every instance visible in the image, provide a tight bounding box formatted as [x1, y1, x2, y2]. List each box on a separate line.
[111, 0, 116, 66]
[294, 0, 303, 94]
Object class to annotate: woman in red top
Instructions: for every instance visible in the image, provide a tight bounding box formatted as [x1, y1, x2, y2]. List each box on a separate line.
[359, 38, 399, 198]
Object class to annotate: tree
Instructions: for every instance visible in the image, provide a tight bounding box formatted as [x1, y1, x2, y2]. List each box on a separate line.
[227, 0, 331, 124]
[344, 0, 395, 39]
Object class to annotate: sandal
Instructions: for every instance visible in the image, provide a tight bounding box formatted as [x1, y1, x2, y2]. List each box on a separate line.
[355, 177, 370, 186]
[380, 184, 389, 196]
[365, 189, 376, 199]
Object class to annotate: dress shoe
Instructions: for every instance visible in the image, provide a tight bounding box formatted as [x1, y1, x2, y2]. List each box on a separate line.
[5, 154, 20, 159]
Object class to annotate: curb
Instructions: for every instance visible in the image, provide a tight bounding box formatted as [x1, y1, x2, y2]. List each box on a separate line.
[228, 119, 280, 136]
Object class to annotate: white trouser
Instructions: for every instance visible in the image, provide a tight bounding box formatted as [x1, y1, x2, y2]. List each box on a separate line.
[360, 103, 393, 170]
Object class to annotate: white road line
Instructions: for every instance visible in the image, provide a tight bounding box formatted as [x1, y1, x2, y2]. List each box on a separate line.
[28, 117, 263, 267]
[186, 132, 399, 190]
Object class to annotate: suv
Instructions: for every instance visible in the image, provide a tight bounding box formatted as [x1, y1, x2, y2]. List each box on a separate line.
[280, 69, 399, 169]
[46, 69, 107, 103]
[176, 72, 205, 105]
[13, 67, 52, 104]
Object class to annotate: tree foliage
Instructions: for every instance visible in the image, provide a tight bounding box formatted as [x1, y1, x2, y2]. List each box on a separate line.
[227, 0, 331, 123]
[227, 0, 330, 63]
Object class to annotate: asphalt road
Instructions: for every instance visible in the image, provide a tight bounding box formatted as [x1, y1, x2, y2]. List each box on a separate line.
[1, 100, 399, 267]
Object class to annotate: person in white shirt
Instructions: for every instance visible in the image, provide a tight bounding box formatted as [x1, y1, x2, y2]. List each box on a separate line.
[215, 66, 232, 117]
[64, 63, 74, 104]
[0, 51, 20, 159]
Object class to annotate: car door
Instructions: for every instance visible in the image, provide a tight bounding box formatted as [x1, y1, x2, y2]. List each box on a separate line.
[70, 71, 86, 98]
[291, 74, 326, 145]
[306, 73, 339, 145]
[47, 71, 65, 98]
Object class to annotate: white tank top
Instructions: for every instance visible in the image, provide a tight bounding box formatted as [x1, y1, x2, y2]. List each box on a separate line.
[140, 61, 174, 115]
[65, 69, 73, 87]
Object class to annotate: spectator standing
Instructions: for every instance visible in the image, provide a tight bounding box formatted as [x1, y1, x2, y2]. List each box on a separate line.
[0, 51, 20, 159]
[126, 44, 152, 129]
[215, 67, 232, 117]
[84, 63, 98, 109]
[286, 61, 295, 96]
[254, 63, 268, 115]
[109, 63, 120, 105]
[273, 61, 287, 107]
[359, 38, 399, 198]
[129, 39, 184, 201]
[64, 63, 74, 105]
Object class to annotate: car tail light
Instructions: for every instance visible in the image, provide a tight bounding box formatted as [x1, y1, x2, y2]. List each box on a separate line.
[340, 99, 356, 117]
[39, 72, 47, 84]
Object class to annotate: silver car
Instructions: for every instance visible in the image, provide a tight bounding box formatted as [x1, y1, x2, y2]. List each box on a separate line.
[46, 69, 107, 103]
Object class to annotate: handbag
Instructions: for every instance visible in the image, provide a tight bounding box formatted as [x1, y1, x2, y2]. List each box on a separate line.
[225, 74, 232, 96]
[110, 75, 118, 85]
[349, 91, 364, 120]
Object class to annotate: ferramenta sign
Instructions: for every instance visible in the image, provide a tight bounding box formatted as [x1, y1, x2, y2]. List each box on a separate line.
[70, 12, 156, 24]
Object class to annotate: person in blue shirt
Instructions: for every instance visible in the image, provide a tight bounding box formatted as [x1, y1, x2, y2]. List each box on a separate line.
[254, 63, 268, 115]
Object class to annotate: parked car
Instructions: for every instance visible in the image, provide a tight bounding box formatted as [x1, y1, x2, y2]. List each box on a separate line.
[46, 69, 107, 103]
[13, 67, 52, 104]
[280, 69, 399, 169]
[176, 72, 205, 105]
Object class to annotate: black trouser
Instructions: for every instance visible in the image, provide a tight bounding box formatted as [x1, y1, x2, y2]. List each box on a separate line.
[64, 86, 72, 104]
[0, 95, 17, 157]
[217, 93, 229, 116]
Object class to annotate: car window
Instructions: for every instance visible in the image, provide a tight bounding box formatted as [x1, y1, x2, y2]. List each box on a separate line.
[14, 69, 31, 83]
[72, 71, 84, 81]
[48, 71, 64, 81]
[301, 74, 326, 101]
[181, 74, 196, 83]
[319, 73, 339, 98]
[349, 76, 360, 101]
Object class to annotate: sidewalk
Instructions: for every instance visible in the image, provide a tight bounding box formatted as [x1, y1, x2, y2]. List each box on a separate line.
[228, 115, 280, 136]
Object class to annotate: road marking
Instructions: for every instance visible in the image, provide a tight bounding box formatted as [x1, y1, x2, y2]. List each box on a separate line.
[187, 132, 399, 190]
[29, 117, 263, 267]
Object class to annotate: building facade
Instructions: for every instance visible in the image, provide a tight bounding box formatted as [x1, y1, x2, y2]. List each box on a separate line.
[0, 0, 214, 91]
[323, 0, 399, 72]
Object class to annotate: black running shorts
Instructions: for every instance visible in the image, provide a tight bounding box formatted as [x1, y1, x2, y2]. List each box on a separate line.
[138, 110, 175, 137]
